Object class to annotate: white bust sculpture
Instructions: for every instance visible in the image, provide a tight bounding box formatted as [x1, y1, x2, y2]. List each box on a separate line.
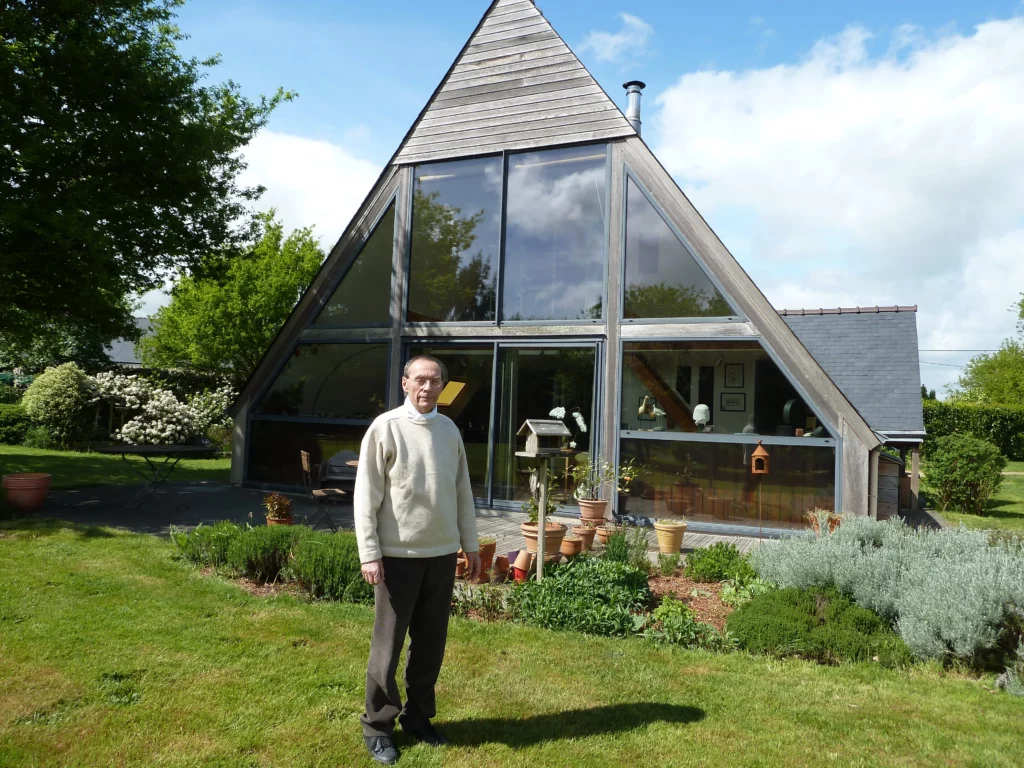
[692, 404, 711, 432]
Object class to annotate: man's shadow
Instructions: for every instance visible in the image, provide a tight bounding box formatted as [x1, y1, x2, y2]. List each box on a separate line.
[436, 702, 705, 748]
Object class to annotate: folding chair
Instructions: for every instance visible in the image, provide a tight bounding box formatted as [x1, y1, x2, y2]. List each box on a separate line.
[300, 450, 344, 532]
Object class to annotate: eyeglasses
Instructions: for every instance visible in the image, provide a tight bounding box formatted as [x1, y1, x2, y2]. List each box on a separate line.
[409, 376, 443, 389]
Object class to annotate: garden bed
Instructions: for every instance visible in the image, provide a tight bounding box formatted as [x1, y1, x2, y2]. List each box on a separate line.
[647, 573, 733, 632]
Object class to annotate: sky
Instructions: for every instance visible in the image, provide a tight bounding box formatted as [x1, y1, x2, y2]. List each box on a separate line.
[140, 0, 1024, 395]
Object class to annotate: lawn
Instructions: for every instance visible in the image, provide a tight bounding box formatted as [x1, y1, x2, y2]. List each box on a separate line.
[939, 472, 1024, 533]
[0, 446, 230, 490]
[1005, 460, 1024, 474]
[1, 521, 1021, 767]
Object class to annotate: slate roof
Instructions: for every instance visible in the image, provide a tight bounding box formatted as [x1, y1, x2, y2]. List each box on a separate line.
[780, 307, 925, 439]
[104, 317, 151, 366]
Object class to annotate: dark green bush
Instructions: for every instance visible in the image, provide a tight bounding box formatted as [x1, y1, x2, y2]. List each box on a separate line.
[685, 541, 756, 583]
[726, 587, 914, 667]
[603, 527, 649, 572]
[227, 525, 310, 582]
[0, 404, 31, 445]
[289, 531, 365, 601]
[923, 399, 1024, 460]
[0, 385, 23, 405]
[21, 425, 56, 449]
[603, 530, 629, 562]
[508, 555, 650, 637]
[171, 521, 242, 568]
[925, 434, 1006, 516]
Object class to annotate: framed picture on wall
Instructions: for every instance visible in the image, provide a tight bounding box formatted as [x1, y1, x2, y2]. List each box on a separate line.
[724, 363, 744, 388]
[720, 392, 746, 412]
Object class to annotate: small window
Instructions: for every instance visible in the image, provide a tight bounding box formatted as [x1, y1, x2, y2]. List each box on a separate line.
[314, 205, 395, 326]
[623, 178, 737, 319]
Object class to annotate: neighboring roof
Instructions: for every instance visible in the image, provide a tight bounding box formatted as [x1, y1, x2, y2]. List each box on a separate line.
[393, 0, 636, 165]
[780, 307, 925, 438]
[105, 317, 151, 366]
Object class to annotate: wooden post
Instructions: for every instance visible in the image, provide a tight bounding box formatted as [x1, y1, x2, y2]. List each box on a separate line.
[537, 456, 549, 582]
[910, 445, 920, 512]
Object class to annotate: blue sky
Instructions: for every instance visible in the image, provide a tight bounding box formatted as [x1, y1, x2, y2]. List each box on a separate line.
[147, 0, 1024, 394]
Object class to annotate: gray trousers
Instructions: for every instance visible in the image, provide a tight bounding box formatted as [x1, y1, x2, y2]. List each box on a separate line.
[361, 553, 457, 738]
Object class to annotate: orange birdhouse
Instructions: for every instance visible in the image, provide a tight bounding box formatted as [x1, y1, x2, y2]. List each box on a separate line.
[751, 441, 770, 475]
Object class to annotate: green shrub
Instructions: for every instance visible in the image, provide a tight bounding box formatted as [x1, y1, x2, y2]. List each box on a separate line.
[644, 595, 731, 650]
[603, 529, 629, 563]
[719, 576, 773, 607]
[21, 425, 56, 449]
[924, 434, 1006, 515]
[685, 541, 756, 583]
[289, 531, 364, 600]
[170, 521, 242, 568]
[508, 555, 650, 637]
[658, 552, 681, 576]
[0, 385, 23, 404]
[996, 643, 1024, 697]
[750, 516, 1024, 663]
[0, 404, 31, 445]
[227, 525, 310, 582]
[923, 399, 1024, 460]
[727, 587, 914, 667]
[451, 584, 507, 621]
[21, 362, 95, 447]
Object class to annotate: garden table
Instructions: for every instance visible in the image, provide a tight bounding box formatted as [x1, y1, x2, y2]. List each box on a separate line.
[95, 444, 215, 510]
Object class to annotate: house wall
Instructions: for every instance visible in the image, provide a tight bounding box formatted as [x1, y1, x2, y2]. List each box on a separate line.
[841, 419, 870, 516]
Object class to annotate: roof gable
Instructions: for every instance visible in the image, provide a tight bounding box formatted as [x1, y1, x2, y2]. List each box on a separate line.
[394, 0, 636, 165]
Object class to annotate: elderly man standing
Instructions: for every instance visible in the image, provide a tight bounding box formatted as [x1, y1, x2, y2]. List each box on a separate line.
[355, 355, 480, 765]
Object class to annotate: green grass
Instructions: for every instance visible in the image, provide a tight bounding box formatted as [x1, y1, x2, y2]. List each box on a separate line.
[1004, 460, 1024, 474]
[1, 521, 1021, 767]
[0, 446, 230, 490]
[939, 473, 1024, 533]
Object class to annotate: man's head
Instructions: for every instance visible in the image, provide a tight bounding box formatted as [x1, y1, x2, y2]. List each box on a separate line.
[402, 355, 447, 414]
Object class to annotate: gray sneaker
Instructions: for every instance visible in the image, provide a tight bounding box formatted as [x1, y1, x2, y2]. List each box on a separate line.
[363, 734, 399, 765]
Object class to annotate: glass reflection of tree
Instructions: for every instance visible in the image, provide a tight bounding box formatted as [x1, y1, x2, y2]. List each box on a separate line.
[408, 189, 495, 322]
[623, 282, 733, 319]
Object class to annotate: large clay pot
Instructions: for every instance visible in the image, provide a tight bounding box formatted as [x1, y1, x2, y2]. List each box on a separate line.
[2, 473, 52, 513]
[578, 498, 608, 523]
[266, 516, 294, 526]
[653, 520, 687, 554]
[476, 540, 496, 583]
[520, 522, 567, 554]
[572, 524, 597, 551]
[560, 535, 583, 558]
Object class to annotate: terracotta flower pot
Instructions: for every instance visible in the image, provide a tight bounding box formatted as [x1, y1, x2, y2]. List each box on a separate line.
[265, 516, 294, 526]
[520, 521, 567, 554]
[455, 556, 468, 578]
[560, 535, 583, 558]
[2, 473, 52, 514]
[595, 524, 620, 546]
[578, 498, 608, 523]
[572, 525, 597, 551]
[653, 520, 687, 554]
[477, 540, 496, 573]
[494, 554, 509, 576]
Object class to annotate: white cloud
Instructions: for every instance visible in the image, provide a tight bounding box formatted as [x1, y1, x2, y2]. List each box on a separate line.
[579, 13, 653, 63]
[137, 130, 380, 315]
[650, 18, 1024, 394]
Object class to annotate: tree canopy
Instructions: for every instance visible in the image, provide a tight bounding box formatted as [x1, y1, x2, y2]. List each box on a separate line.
[137, 213, 323, 385]
[0, 0, 290, 353]
[948, 294, 1024, 406]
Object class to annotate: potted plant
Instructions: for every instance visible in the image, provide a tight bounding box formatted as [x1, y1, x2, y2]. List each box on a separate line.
[1, 472, 52, 513]
[476, 537, 496, 583]
[595, 521, 622, 547]
[569, 454, 616, 522]
[520, 484, 566, 554]
[560, 533, 583, 558]
[263, 491, 294, 526]
[806, 508, 842, 536]
[653, 517, 687, 554]
[571, 521, 598, 551]
[616, 458, 646, 514]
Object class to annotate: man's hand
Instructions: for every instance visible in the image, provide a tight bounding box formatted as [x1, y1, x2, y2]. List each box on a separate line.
[465, 552, 482, 582]
[362, 559, 384, 585]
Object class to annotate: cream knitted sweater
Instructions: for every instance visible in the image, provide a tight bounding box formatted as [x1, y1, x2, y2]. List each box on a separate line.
[354, 400, 478, 563]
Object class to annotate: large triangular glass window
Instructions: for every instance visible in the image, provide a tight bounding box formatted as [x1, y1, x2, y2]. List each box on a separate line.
[314, 204, 395, 326]
[623, 178, 739, 319]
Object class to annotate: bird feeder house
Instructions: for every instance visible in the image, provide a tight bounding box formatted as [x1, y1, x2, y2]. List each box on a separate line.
[516, 419, 571, 458]
[751, 440, 770, 475]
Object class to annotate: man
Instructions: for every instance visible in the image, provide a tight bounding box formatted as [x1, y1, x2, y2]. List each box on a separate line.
[355, 355, 480, 765]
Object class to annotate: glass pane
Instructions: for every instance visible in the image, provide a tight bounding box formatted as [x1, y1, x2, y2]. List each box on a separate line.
[314, 205, 395, 326]
[493, 346, 595, 506]
[409, 346, 495, 499]
[621, 341, 832, 438]
[503, 145, 607, 321]
[408, 158, 501, 322]
[619, 438, 835, 530]
[255, 343, 389, 419]
[623, 178, 736, 319]
[247, 420, 367, 487]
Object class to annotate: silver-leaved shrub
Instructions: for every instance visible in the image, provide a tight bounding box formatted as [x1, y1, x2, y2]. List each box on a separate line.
[750, 517, 1024, 661]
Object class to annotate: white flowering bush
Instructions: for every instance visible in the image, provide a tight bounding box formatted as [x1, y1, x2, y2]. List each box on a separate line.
[21, 362, 97, 447]
[116, 388, 194, 445]
[549, 405, 587, 449]
[750, 517, 1024, 662]
[188, 386, 235, 435]
[94, 371, 154, 409]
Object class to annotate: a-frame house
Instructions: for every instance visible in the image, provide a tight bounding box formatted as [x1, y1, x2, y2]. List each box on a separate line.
[230, 0, 924, 532]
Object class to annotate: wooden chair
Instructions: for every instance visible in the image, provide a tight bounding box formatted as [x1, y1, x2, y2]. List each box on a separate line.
[300, 450, 344, 532]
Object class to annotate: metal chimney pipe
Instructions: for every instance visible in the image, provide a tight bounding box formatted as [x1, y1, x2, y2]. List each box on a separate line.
[623, 80, 646, 135]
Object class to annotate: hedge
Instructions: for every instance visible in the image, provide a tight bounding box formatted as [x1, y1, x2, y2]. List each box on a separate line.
[923, 400, 1024, 460]
[0, 404, 31, 445]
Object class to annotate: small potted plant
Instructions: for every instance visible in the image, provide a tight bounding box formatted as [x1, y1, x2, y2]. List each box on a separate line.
[595, 520, 622, 547]
[569, 453, 616, 522]
[476, 537, 496, 583]
[520, 479, 566, 555]
[571, 520, 598, 551]
[263, 492, 293, 526]
[616, 458, 647, 514]
[653, 517, 687, 554]
[560, 533, 583, 558]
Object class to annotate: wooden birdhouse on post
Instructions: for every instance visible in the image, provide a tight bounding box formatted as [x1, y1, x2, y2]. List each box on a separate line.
[751, 441, 770, 475]
[516, 419, 571, 457]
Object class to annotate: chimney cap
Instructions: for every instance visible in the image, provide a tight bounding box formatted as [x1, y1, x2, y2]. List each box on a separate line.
[623, 80, 646, 90]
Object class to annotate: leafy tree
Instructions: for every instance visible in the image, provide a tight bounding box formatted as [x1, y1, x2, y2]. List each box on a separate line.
[0, 0, 291, 352]
[623, 282, 734, 319]
[921, 385, 936, 400]
[137, 213, 323, 385]
[949, 295, 1024, 406]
